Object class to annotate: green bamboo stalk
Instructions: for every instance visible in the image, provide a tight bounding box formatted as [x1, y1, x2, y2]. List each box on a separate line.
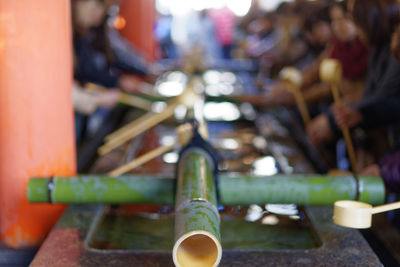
[27, 174, 385, 206]
[219, 174, 385, 205]
[172, 149, 222, 267]
[27, 174, 174, 204]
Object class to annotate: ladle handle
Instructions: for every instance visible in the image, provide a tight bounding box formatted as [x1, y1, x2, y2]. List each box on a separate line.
[289, 84, 311, 126]
[118, 93, 152, 111]
[108, 143, 176, 177]
[98, 101, 178, 155]
[331, 84, 359, 180]
[372, 201, 400, 214]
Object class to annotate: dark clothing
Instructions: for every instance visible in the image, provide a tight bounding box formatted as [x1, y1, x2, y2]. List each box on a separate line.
[325, 44, 400, 147]
[355, 44, 400, 124]
[74, 29, 148, 88]
[358, 98, 400, 129]
[73, 28, 148, 145]
[380, 149, 400, 193]
[330, 37, 369, 80]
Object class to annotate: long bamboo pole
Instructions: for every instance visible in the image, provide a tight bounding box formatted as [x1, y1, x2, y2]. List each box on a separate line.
[173, 149, 222, 267]
[27, 174, 385, 205]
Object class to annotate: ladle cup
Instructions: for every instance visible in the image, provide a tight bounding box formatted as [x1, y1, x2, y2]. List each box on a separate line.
[333, 200, 400, 228]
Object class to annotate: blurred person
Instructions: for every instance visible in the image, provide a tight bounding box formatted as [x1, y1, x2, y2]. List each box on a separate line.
[262, 5, 333, 106]
[71, 0, 153, 143]
[356, 24, 400, 185]
[307, 1, 369, 144]
[72, 0, 151, 91]
[245, 12, 277, 59]
[304, 0, 400, 175]
[198, 10, 222, 62]
[267, 2, 310, 76]
[330, 0, 400, 141]
[154, 14, 179, 59]
[209, 5, 237, 59]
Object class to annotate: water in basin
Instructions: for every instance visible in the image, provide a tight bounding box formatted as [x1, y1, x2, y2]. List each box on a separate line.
[88, 204, 321, 251]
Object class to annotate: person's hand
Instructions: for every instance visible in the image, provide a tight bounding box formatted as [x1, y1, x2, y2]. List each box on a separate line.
[97, 89, 121, 109]
[331, 104, 362, 128]
[148, 63, 163, 77]
[118, 75, 142, 94]
[361, 164, 380, 176]
[307, 114, 334, 145]
[265, 82, 295, 106]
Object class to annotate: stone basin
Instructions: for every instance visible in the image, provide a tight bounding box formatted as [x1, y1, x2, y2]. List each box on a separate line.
[31, 204, 382, 266]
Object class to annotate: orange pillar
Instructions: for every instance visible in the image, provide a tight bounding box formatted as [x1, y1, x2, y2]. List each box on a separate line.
[0, 0, 76, 247]
[119, 0, 157, 61]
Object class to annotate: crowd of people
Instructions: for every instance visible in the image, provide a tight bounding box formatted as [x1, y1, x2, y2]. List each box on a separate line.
[70, 0, 400, 196]
[239, 0, 400, 196]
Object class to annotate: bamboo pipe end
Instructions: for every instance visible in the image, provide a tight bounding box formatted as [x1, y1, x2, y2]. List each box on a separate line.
[173, 230, 222, 267]
[333, 200, 372, 229]
[320, 59, 342, 84]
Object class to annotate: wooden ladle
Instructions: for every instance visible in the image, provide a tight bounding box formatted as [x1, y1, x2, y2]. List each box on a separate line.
[279, 67, 311, 126]
[320, 59, 359, 182]
[333, 200, 400, 229]
[98, 85, 200, 156]
[108, 123, 193, 177]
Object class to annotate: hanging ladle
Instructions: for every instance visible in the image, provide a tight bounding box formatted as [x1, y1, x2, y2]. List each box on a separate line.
[333, 200, 400, 228]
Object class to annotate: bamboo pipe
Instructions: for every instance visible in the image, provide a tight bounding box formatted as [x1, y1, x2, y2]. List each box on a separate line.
[98, 88, 200, 156]
[320, 59, 359, 181]
[279, 67, 311, 126]
[334, 200, 400, 229]
[108, 123, 193, 177]
[173, 149, 222, 267]
[27, 175, 385, 205]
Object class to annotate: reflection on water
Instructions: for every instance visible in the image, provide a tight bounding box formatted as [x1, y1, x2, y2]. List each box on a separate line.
[89, 205, 320, 251]
[203, 102, 241, 121]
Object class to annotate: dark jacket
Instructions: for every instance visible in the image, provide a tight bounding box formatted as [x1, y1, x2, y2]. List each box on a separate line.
[354, 44, 400, 128]
[74, 29, 148, 87]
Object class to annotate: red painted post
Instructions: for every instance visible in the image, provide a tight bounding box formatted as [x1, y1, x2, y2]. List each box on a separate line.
[0, 0, 76, 247]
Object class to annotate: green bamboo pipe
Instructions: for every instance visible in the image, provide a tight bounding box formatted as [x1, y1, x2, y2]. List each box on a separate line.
[27, 174, 385, 206]
[172, 149, 222, 267]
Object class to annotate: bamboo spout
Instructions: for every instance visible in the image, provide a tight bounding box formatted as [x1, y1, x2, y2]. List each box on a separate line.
[173, 149, 222, 267]
[173, 231, 222, 267]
